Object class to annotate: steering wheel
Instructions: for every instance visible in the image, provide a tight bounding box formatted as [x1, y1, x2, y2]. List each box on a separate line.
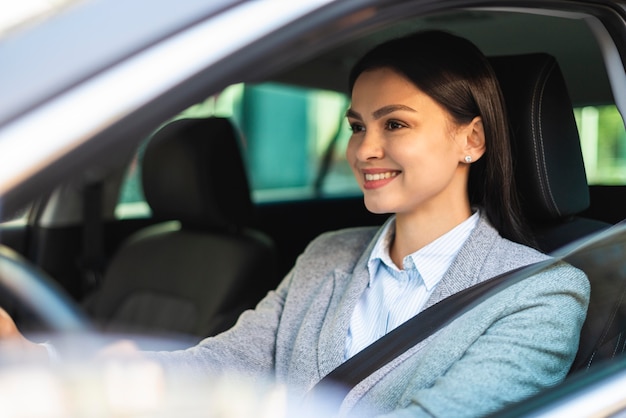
[0, 244, 91, 332]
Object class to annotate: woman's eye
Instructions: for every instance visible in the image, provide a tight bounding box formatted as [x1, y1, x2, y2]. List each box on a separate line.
[349, 122, 365, 133]
[386, 120, 405, 130]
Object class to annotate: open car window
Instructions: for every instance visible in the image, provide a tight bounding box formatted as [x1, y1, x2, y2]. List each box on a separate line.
[575, 104, 626, 184]
[116, 82, 358, 219]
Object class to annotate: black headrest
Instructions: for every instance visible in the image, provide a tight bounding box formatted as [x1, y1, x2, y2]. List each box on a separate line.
[142, 117, 253, 230]
[489, 53, 590, 222]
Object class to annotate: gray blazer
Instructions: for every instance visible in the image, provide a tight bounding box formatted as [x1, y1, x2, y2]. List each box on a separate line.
[148, 215, 590, 417]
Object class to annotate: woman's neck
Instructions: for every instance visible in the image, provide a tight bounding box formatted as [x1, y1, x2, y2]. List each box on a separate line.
[390, 205, 472, 268]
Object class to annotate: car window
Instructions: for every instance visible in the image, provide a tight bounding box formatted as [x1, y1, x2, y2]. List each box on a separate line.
[575, 104, 626, 185]
[115, 82, 358, 219]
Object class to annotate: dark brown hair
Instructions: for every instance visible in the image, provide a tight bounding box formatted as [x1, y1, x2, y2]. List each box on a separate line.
[349, 30, 533, 246]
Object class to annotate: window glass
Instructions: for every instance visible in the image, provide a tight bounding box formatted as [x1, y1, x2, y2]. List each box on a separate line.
[115, 83, 359, 219]
[575, 105, 626, 185]
[237, 83, 357, 201]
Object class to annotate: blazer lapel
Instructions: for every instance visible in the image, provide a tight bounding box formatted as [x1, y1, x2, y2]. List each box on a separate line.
[424, 215, 499, 309]
[317, 227, 384, 378]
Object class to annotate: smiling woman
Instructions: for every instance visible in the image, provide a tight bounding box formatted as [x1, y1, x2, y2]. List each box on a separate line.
[2, 0, 626, 416]
[105, 30, 589, 418]
[346, 30, 531, 248]
[0, 31, 591, 418]
[346, 67, 482, 232]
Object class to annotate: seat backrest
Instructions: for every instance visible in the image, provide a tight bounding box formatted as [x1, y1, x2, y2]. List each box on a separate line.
[489, 54, 621, 374]
[84, 117, 276, 339]
[489, 53, 610, 253]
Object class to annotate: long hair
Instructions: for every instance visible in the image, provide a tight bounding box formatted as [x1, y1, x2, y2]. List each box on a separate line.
[348, 30, 533, 247]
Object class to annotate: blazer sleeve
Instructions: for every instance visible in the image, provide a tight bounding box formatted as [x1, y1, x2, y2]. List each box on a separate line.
[142, 267, 295, 379]
[375, 262, 590, 418]
[141, 226, 376, 383]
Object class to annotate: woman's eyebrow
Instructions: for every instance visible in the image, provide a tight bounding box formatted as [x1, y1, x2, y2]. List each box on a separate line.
[345, 108, 361, 119]
[372, 104, 417, 119]
[346, 104, 417, 120]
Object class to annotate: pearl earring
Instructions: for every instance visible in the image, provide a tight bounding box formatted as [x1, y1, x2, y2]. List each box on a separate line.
[464, 155, 472, 163]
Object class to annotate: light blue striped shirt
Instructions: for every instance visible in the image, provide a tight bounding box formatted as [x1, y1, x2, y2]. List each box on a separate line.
[345, 211, 480, 359]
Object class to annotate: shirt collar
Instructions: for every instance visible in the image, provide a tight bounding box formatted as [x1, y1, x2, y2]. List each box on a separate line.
[367, 217, 396, 284]
[367, 210, 480, 290]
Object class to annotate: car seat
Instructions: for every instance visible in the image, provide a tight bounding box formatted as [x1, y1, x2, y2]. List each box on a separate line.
[489, 53, 623, 374]
[489, 53, 610, 252]
[83, 117, 276, 339]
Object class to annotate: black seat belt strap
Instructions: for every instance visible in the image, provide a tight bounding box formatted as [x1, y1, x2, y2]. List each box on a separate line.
[306, 259, 553, 410]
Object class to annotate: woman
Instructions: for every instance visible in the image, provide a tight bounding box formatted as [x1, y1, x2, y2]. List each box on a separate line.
[0, 31, 588, 417]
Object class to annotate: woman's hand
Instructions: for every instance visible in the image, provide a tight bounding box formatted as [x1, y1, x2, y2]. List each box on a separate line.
[1, 307, 145, 363]
[0, 306, 24, 339]
[0, 307, 48, 360]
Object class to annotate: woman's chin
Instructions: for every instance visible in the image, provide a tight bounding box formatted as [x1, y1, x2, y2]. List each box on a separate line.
[363, 200, 393, 215]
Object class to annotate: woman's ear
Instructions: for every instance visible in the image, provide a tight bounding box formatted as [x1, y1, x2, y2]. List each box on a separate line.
[460, 116, 486, 163]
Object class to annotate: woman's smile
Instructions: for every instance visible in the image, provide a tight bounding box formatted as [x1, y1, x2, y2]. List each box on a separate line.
[362, 169, 400, 189]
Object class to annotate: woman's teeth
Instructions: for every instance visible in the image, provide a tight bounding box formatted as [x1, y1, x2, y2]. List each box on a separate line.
[365, 172, 398, 181]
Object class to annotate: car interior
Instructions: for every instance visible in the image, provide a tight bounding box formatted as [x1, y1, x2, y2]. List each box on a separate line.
[1, 3, 626, 389]
[81, 117, 278, 339]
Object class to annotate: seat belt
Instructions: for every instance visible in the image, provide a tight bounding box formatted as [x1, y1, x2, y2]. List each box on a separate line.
[305, 258, 554, 411]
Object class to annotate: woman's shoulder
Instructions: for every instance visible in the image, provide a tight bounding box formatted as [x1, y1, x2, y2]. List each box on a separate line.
[493, 235, 550, 263]
[304, 225, 380, 255]
[484, 227, 589, 294]
[464, 215, 582, 290]
[469, 215, 550, 270]
[288, 225, 380, 273]
[270, 226, 380, 309]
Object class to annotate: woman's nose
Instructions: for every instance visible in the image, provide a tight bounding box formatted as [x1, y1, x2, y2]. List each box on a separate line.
[355, 131, 384, 161]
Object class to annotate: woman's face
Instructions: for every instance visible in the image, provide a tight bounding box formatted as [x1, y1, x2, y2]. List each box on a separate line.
[346, 67, 473, 217]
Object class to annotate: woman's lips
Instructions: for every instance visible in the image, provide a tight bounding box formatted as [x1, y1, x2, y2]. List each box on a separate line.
[362, 170, 399, 189]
